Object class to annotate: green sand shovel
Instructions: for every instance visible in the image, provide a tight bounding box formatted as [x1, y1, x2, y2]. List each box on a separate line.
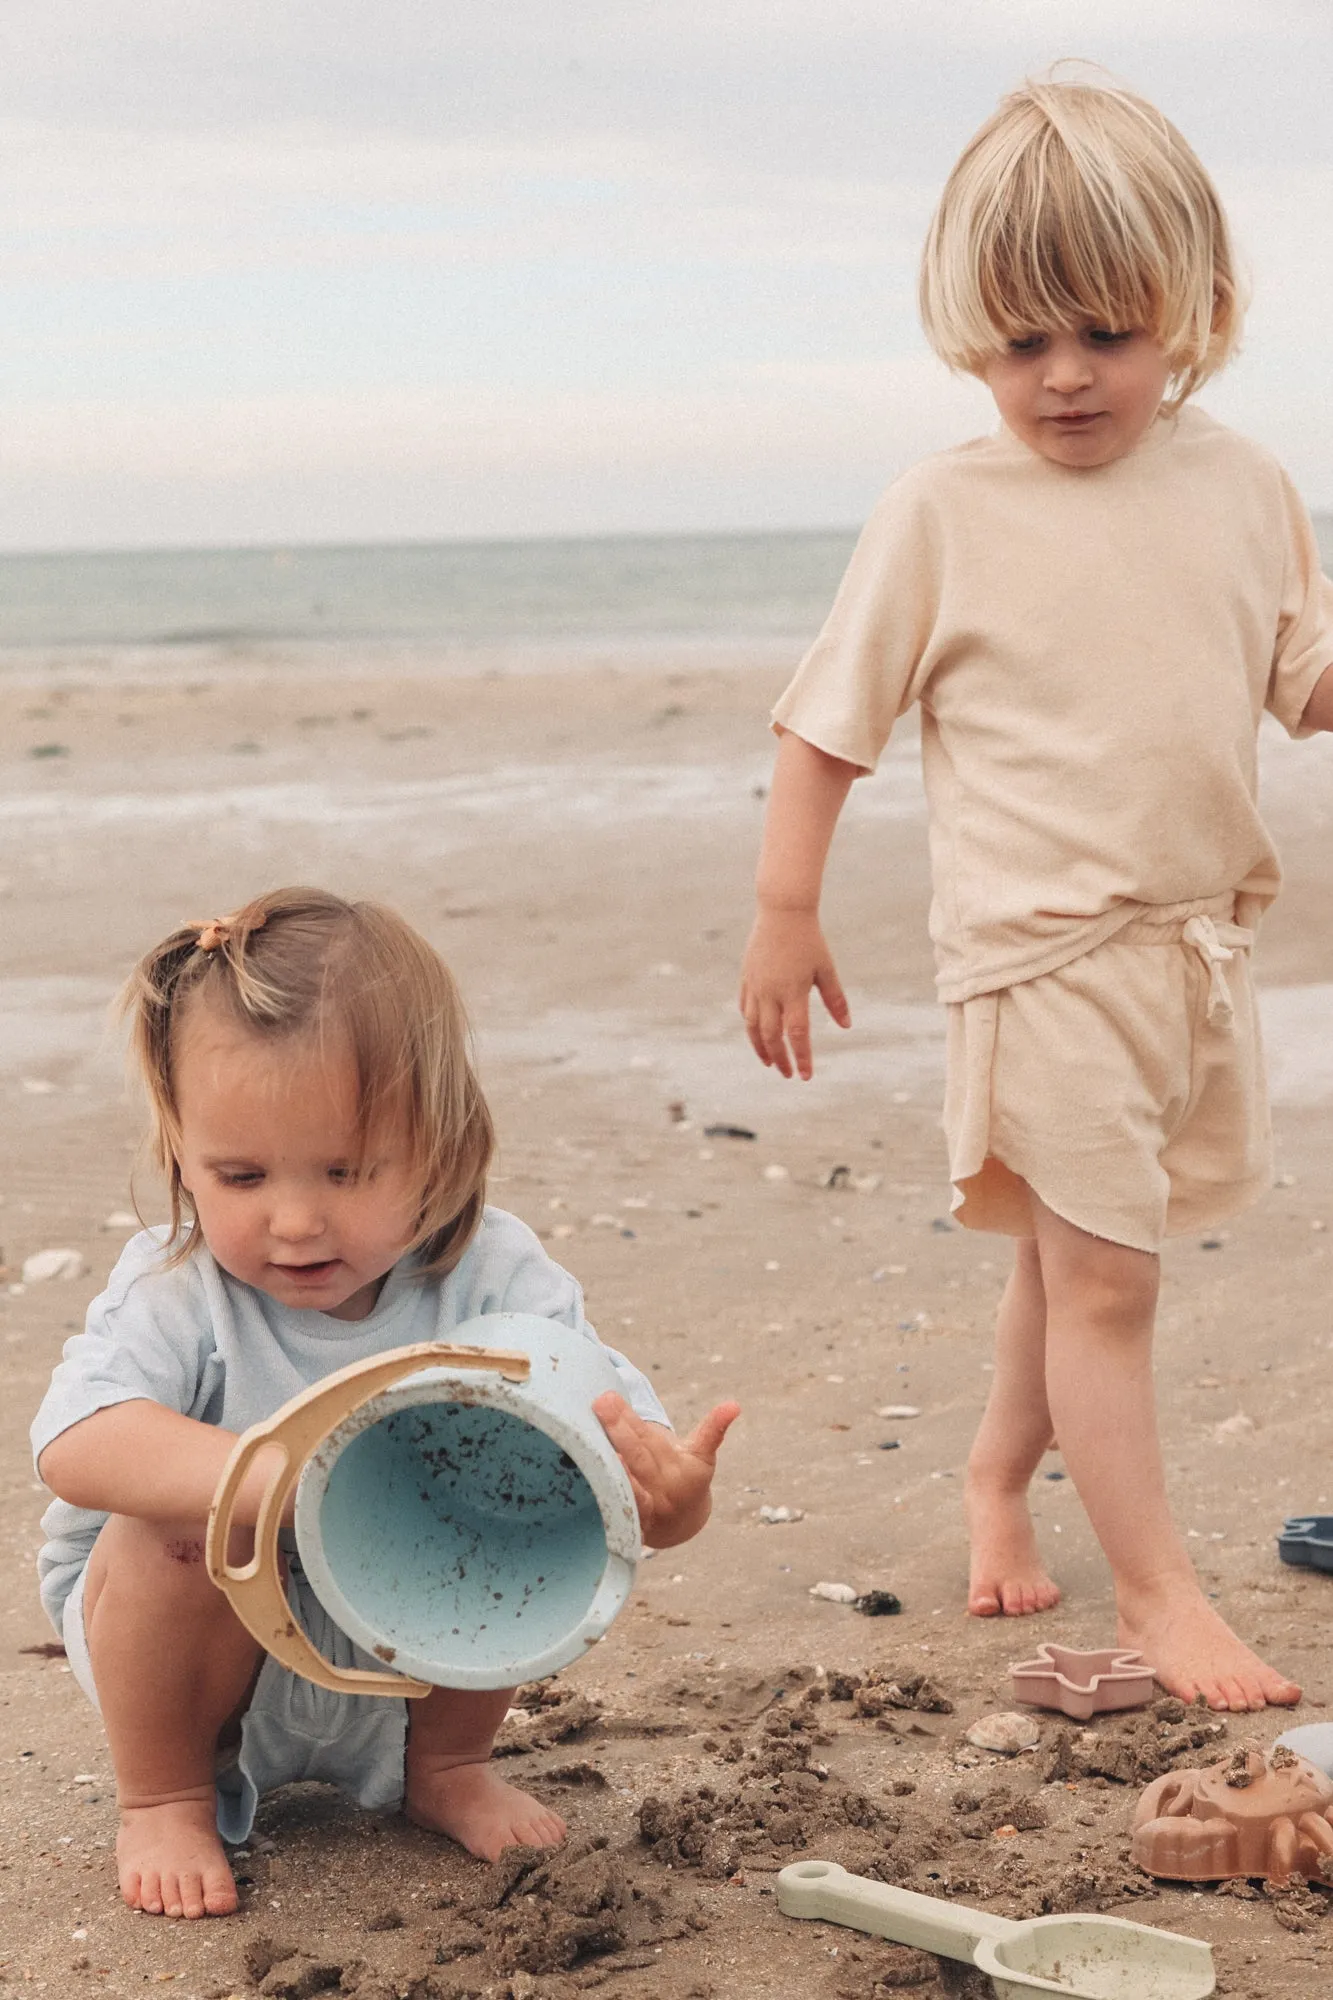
[777, 1860, 1214, 1999]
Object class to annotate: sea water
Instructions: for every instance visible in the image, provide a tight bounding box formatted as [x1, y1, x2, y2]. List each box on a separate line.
[0, 531, 859, 655]
[2, 515, 1327, 659]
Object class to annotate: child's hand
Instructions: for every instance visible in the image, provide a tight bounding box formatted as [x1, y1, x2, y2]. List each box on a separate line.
[592, 1393, 741, 1549]
[739, 906, 850, 1079]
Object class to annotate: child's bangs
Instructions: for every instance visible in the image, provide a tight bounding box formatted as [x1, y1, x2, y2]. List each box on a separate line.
[973, 194, 1161, 354]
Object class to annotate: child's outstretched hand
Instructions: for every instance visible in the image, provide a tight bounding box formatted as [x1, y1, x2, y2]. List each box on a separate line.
[592, 1393, 741, 1549]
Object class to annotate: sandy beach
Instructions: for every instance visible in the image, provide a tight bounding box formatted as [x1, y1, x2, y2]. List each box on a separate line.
[3, 642, 1333, 1998]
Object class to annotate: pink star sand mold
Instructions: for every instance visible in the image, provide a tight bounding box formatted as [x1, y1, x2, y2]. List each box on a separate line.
[1008, 1643, 1157, 1721]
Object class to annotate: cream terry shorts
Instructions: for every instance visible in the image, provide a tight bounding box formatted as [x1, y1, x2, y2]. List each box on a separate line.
[943, 898, 1272, 1253]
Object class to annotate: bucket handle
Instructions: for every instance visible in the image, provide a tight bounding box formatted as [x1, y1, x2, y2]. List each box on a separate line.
[205, 1341, 533, 1698]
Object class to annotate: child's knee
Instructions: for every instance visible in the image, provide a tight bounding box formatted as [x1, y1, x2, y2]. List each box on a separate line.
[93, 1514, 246, 1611]
[1055, 1249, 1158, 1331]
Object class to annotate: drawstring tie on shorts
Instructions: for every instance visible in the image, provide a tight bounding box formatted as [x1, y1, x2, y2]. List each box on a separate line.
[1182, 914, 1253, 1028]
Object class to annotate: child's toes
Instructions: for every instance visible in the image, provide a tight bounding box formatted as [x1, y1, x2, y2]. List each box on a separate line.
[516, 1804, 566, 1847]
[170, 1868, 207, 1920]
[130, 1867, 164, 1914]
[203, 1867, 239, 1917]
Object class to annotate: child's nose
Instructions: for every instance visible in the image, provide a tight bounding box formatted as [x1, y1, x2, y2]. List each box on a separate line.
[269, 1193, 325, 1240]
[1043, 341, 1094, 392]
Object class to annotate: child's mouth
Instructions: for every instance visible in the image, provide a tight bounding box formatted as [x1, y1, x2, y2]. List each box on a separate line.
[274, 1260, 340, 1282]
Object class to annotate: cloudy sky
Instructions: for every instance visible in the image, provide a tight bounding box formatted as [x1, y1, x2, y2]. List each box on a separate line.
[3, 1, 1331, 551]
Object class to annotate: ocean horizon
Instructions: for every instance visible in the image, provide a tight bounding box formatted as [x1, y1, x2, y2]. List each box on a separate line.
[0, 530, 860, 654]
[3, 515, 1329, 655]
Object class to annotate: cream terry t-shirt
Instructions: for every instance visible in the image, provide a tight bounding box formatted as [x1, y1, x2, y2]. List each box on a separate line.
[772, 406, 1333, 1003]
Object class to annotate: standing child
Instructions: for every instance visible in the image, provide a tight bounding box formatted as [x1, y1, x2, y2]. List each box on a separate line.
[740, 76, 1333, 1712]
[33, 888, 739, 1919]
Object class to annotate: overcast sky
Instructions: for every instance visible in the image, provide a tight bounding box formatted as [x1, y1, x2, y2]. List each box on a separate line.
[3, 1, 1331, 551]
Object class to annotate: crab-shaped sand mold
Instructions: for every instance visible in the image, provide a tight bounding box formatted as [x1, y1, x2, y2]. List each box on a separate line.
[1133, 1744, 1333, 1883]
[1008, 1643, 1156, 1720]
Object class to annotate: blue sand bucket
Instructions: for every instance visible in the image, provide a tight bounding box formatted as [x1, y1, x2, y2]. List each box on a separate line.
[206, 1314, 641, 1696]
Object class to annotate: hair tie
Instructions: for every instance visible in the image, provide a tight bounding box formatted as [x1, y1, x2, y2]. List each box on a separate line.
[192, 909, 266, 954]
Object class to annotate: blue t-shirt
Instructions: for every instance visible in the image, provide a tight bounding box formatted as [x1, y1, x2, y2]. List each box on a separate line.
[31, 1206, 669, 1634]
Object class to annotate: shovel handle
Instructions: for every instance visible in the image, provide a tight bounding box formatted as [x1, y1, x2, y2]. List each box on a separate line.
[777, 1861, 1013, 1961]
[205, 1340, 533, 1698]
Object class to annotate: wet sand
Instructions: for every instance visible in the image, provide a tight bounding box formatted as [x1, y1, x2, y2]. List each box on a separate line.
[2, 646, 1332, 1997]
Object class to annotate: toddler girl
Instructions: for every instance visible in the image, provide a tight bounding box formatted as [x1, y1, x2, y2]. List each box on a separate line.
[34, 888, 738, 1919]
[741, 75, 1333, 1712]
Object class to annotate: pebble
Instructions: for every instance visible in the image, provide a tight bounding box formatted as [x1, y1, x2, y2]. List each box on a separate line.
[809, 1581, 857, 1604]
[965, 1712, 1042, 1754]
[1214, 1411, 1257, 1442]
[876, 1404, 921, 1419]
[759, 1505, 805, 1525]
[20, 1078, 57, 1095]
[852, 1589, 902, 1617]
[21, 1249, 86, 1284]
[101, 1211, 139, 1230]
[762, 1164, 790, 1181]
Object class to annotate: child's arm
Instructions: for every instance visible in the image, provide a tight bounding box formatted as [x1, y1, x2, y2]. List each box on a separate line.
[593, 1394, 740, 1549]
[38, 1401, 278, 1527]
[1301, 663, 1333, 731]
[739, 728, 859, 1080]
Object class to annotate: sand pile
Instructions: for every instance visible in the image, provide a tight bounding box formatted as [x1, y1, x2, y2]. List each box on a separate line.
[232, 1834, 711, 1999]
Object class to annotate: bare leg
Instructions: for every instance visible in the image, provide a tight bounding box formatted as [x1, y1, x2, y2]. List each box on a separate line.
[83, 1515, 263, 1918]
[964, 1237, 1062, 1617]
[1033, 1196, 1300, 1712]
[404, 1686, 566, 1862]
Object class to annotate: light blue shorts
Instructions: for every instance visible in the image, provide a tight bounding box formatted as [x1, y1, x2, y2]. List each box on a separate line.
[63, 1555, 409, 1844]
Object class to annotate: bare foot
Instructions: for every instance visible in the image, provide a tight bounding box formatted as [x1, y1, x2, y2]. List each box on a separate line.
[117, 1796, 237, 1918]
[1119, 1585, 1302, 1712]
[965, 1482, 1061, 1618]
[405, 1759, 567, 1863]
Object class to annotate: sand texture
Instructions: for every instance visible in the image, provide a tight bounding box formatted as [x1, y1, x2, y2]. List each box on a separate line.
[2, 645, 1333, 1996]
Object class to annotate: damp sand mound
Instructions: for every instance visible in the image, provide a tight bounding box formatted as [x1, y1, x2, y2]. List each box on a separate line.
[236, 1836, 710, 1998]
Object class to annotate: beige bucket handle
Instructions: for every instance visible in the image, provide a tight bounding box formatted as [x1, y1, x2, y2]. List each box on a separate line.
[205, 1341, 532, 1698]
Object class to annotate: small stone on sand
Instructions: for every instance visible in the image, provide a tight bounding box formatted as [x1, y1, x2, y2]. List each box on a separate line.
[21, 1249, 86, 1284]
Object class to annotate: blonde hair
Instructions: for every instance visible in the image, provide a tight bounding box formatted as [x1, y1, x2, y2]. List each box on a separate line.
[121, 887, 494, 1277]
[919, 72, 1243, 408]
